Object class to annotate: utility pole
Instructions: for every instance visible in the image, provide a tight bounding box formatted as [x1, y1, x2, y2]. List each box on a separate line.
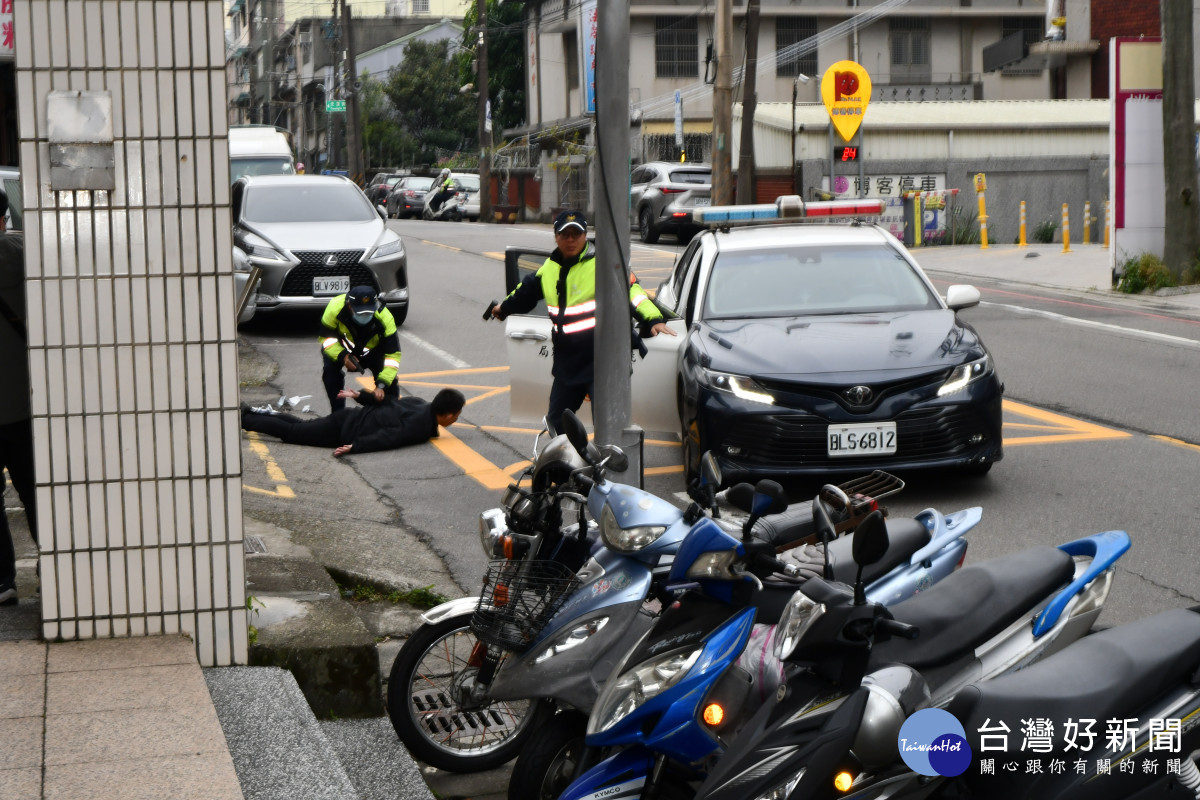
[735, 0, 760, 205]
[1162, 0, 1200, 280]
[329, 0, 341, 170]
[343, 1, 365, 186]
[476, 0, 492, 223]
[711, 0, 733, 204]
[593, 0, 642, 483]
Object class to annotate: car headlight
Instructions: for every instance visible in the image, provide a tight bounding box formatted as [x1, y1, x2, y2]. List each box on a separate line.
[246, 244, 286, 262]
[937, 355, 991, 397]
[774, 592, 826, 661]
[369, 238, 405, 260]
[702, 369, 775, 405]
[589, 647, 702, 734]
[533, 617, 610, 664]
[751, 768, 807, 800]
[685, 550, 740, 581]
[600, 504, 667, 552]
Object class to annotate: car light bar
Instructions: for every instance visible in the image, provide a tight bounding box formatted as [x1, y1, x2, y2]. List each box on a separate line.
[692, 195, 885, 226]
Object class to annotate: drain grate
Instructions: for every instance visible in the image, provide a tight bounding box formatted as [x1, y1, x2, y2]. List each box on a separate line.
[243, 535, 267, 554]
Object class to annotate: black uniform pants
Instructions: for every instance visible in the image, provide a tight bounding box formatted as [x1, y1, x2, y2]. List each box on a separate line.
[547, 375, 594, 437]
[0, 418, 37, 590]
[242, 409, 350, 447]
[321, 348, 398, 411]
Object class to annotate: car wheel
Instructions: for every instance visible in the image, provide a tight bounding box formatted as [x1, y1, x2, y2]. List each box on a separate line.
[678, 227, 698, 244]
[390, 304, 408, 327]
[638, 207, 660, 244]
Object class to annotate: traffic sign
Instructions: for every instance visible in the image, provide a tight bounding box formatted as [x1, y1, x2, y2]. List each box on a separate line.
[326, 99, 346, 113]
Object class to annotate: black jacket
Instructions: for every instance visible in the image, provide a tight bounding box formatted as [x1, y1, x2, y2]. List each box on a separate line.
[341, 394, 438, 454]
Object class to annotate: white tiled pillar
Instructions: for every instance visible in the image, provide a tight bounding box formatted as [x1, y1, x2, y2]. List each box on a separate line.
[14, 0, 247, 666]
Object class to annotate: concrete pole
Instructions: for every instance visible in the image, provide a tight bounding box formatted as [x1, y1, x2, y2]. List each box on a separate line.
[712, 0, 733, 204]
[735, 0, 760, 205]
[476, 0, 493, 223]
[343, 1, 365, 186]
[593, 0, 642, 484]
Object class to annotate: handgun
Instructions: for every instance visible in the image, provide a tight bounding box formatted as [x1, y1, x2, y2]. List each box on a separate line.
[483, 300, 501, 321]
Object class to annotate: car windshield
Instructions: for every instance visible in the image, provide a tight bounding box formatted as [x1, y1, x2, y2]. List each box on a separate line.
[386, 176, 402, 186]
[668, 169, 711, 184]
[243, 183, 377, 223]
[702, 244, 940, 320]
[407, 177, 434, 190]
[231, 158, 295, 182]
[454, 175, 480, 191]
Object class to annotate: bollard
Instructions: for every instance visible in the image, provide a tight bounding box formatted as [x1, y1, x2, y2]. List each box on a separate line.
[913, 194, 923, 248]
[1061, 203, 1071, 253]
[1018, 200, 1027, 247]
[1083, 200, 1091, 245]
[1104, 200, 1111, 249]
[974, 174, 989, 250]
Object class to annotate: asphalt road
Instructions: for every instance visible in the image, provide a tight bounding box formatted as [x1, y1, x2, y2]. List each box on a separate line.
[238, 218, 1200, 632]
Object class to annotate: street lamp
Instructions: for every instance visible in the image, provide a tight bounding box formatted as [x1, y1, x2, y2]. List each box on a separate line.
[791, 72, 811, 194]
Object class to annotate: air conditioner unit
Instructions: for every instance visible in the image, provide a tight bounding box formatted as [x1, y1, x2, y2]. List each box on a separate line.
[299, 32, 311, 46]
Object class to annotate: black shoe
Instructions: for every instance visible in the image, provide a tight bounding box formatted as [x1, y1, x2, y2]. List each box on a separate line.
[0, 585, 17, 606]
[240, 402, 253, 415]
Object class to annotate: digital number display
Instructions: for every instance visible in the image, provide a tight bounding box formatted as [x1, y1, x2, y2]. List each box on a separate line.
[835, 146, 859, 162]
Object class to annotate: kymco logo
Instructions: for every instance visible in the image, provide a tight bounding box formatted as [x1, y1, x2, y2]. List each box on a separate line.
[898, 708, 972, 777]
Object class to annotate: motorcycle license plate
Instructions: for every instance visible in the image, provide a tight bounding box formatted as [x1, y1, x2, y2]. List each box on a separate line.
[827, 423, 897, 457]
[313, 276, 349, 295]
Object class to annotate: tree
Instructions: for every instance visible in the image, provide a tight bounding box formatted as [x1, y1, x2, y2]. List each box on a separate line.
[1162, 1, 1200, 280]
[359, 73, 418, 170]
[384, 40, 476, 165]
[460, 0, 526, 134]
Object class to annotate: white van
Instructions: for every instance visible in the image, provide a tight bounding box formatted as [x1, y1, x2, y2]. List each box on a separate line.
[228, 125, 295, 182]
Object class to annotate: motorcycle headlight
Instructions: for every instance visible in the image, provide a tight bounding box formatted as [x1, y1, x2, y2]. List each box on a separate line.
[751, 768, 807, 800]
[774, 592, 826, 661]
[702, 369, 775, 405]
[589, 647, 702, 735]
[533, 617, 610, 664]
[600, 504, 667, 553]
[937, 355, 991, 397]
[479, 507, 506, 557]
[369, 237, 405, 260]
[685, 550, 739, 581]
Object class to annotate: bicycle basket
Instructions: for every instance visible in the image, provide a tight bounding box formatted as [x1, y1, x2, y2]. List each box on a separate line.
[471, 559, 581, 653]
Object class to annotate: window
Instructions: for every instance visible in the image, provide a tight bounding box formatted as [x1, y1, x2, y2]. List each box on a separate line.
[644, 132, 709, 163]
[889, 17, 931, 82]
[776, 17, 818, 78]
[655, 16, 698, 78]
[413, 0, 429, 13]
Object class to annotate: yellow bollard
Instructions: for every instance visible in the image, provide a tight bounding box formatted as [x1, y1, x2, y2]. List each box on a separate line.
[913, 194, 923, 248]
[1104, 199, 1111, 248]
[1061, 203, 1071, 253]
[1018, 200, 1027, 246]
[1083, 200, 1091, 245]
[974, 173, 989, 249]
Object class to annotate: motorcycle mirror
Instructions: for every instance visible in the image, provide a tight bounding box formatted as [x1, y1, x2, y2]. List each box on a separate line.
[751, 480, 788, 517]
[561, 410, 589, 455]
[602, 445, 629, 472]
[724, 483, 755, 513]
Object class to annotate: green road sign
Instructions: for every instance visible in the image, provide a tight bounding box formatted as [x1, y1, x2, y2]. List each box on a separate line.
[326, 99, 346, 113]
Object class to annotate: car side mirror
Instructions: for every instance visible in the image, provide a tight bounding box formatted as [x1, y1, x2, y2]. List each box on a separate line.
[945, 284, 980, 310]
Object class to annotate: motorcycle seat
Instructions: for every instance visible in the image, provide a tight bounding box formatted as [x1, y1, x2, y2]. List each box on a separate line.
[948, 607, 1200, 756]
[869, 546, 1075, 669]
[751, 502, 816, 547]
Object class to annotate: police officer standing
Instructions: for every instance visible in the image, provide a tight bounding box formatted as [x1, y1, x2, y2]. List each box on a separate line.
[489, 209, 674, 434]
[319, 285, 401, 411]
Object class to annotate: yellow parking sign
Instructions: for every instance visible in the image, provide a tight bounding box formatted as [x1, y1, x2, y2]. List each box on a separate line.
[821, 61, 872, 142]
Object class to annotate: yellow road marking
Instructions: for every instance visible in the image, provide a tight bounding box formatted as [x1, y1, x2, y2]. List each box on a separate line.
[1001, 399, 1131, 446]
[482, 251, 505, 260]
[424, 240, 462, 252]
[429, 426, 515, 490]
[243, 432, 295, 498]
[1151, 435, 1200, 454]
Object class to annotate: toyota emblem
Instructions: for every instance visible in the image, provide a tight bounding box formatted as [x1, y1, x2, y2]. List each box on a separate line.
[324, 253, 338, 266]
[844, 385, 873, 405]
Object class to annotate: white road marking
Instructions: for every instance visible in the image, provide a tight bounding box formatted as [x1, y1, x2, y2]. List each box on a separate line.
[401, 330, 472, 369]
[982, 301, 1200, 349]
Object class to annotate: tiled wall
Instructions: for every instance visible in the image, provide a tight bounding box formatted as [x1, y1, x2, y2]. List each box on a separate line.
[14, 0, 247, 666]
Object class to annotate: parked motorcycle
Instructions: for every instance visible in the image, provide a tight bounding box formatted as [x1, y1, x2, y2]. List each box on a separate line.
[387, 410, 971, 774]
[685, 514, 1130, 800]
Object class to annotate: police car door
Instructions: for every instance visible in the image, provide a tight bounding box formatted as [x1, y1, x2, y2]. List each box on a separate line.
[502, 246, 685, 434]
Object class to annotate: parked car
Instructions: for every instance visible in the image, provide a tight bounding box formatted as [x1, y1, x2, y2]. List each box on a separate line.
[228, 125, 295, 183]
[629, 161, 711, 244]
[449, 172, 480, 221]
[365, 172, 404, 207]
[386, 175, 435, 219]
[501, 212, 1002, 483]
[231, 175, 408, 325]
